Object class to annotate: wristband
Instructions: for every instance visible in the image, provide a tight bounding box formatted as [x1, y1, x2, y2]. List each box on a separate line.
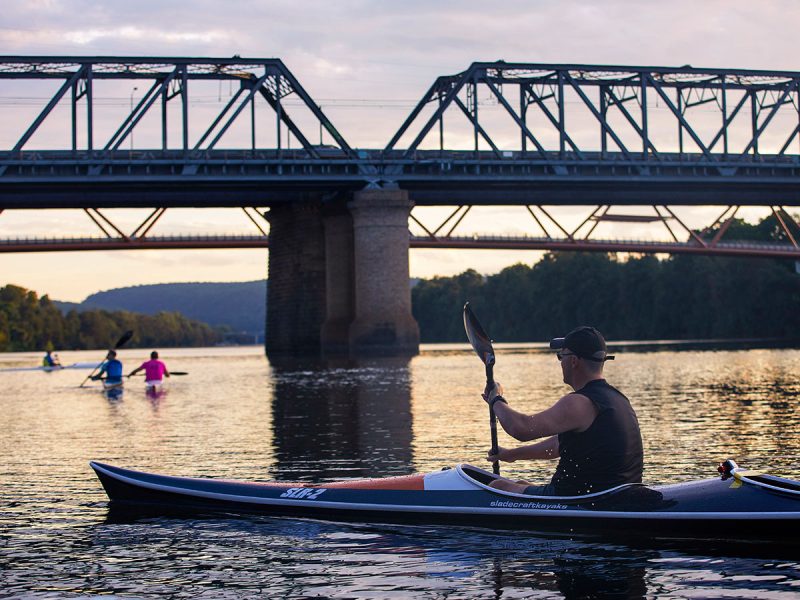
[490, 395, 508, 408]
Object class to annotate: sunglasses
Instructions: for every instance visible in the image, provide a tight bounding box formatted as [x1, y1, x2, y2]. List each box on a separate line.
[556, 351, 576, 361]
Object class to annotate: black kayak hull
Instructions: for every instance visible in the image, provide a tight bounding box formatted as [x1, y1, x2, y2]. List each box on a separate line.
[90, 461, 800, 544]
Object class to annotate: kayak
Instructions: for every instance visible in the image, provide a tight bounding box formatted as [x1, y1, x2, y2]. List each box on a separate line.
[145, 379, 167, 398]
[0, 362, 99, 373]
[90, 459, 800, 543]
[102, 380, 124, 399]
[0, 365, 63, 373]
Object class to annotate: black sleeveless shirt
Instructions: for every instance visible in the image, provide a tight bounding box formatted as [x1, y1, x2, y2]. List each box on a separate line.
[550, 379, 643, 495]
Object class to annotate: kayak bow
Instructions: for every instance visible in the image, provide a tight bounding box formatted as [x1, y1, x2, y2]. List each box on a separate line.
[90, 460, 800, 543]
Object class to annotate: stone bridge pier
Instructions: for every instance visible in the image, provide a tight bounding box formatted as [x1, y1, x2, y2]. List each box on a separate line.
[265, 188, 419, 358]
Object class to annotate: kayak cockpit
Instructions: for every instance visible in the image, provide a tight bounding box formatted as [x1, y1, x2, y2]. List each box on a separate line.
[456, 462, 636, 498]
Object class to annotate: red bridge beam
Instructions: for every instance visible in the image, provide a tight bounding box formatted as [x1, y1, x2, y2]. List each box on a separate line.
[411, 236, 800, 258]
[0, 235, 798, 259]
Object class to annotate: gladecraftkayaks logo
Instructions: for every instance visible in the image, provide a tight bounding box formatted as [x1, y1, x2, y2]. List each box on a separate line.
[490, 500, 568, 510]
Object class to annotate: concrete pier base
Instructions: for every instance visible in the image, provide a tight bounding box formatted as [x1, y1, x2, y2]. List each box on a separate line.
[320, 203, 355, 356]
[265, 200, 326, 356]
[347, 188, 420, 356]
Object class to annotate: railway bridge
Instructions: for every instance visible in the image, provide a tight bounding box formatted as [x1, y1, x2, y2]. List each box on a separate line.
[1, 57, 800, 356]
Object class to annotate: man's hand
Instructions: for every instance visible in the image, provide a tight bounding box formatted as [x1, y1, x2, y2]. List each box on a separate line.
[486, 446, 515, 464]
[482, 381, 505, 405]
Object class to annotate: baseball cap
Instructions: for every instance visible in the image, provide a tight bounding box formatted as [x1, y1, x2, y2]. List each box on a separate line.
[549, 326, 615, 362]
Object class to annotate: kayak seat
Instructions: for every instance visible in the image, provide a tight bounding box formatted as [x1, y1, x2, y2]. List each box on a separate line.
[588, 485, 673, 511]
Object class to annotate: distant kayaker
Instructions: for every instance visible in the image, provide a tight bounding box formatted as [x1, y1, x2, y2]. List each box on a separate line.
[128, 351, 170, 384]
[42, 350, 61, 367]
[93, 350, 124, 386]
[484, 326, 643, 496]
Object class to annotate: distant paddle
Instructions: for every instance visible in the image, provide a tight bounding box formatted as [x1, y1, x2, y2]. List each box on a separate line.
[126, 371, 188, 377]
[463, 302, 501, 476]
[79, 330, 134, 387]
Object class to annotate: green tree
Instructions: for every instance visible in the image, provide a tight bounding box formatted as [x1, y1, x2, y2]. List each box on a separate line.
[0, 284, 225, 351]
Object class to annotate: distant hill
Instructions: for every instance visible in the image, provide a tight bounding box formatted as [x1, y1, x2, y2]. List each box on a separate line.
[53, 278, 422, 341]
[55, 280, 267, 338]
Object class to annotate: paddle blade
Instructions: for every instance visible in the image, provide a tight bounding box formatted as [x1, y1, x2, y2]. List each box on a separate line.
[130, 371, 187, 376]
[114, 330, 134, 349]
[463, 303, 495, 367]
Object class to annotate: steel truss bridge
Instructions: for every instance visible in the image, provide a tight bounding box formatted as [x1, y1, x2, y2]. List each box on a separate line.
[1, 56, 799, 258]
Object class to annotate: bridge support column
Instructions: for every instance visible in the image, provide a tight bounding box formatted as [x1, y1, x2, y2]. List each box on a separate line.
[265, 199, 327, 356]
[347, 188, 420, 356]
[321, 203, 354, 355]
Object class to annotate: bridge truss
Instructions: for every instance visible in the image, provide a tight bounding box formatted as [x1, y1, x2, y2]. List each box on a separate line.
[0, 56, 353, 164]
[389, 61, 800, 158]
[1, 58, 800, 259]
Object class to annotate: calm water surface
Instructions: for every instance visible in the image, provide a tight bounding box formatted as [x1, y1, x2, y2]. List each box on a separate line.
[1, 344, 799, 598]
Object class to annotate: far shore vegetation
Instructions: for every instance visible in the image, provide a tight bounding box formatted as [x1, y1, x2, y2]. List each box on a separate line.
[412, 215, 800, 343]
[0, 284, 223, 352]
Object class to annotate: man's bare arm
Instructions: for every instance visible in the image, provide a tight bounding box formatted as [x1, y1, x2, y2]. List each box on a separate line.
[490, 436, 560, 463]
[493, 393, 598, 442]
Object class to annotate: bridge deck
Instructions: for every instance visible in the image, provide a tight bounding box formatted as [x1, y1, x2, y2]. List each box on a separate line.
[2, 150, 800, 208]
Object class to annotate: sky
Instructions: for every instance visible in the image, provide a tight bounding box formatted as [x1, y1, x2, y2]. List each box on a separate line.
[1, 0, 798, 301]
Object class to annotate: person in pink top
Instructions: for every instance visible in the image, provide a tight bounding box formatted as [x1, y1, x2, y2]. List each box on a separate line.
[128, 351, 170, 384]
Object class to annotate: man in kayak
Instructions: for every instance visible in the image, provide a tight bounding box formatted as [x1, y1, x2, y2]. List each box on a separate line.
[127, 351, 170, 384]
[484, 326, 643, 496]
[42, 350, 61, 368]
[92, 350, 124, 387]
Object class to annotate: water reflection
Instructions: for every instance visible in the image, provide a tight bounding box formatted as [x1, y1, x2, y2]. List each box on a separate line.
[103, 387, 124, 402]
[268, 355, 414, 481]
[91, 513, 799, 598]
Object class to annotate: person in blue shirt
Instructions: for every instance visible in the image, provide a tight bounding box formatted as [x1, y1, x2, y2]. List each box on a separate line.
[93, 350, 124, 385]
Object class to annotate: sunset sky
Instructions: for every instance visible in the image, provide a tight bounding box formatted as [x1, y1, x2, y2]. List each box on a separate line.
[1, 1, 796, 301]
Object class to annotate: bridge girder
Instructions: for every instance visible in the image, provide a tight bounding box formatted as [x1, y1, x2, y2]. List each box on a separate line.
[0, 235, 797, 260]
[1, 149, 800, 208]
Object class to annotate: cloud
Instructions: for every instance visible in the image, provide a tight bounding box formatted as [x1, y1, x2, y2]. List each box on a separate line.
[64, 27, 230, 46]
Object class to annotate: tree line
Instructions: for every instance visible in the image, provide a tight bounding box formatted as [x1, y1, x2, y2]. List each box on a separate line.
[412, 215, 800, 343]
[0, 284, 222, 352]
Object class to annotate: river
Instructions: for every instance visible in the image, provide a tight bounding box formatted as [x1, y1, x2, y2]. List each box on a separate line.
[1, 343, 799, 598]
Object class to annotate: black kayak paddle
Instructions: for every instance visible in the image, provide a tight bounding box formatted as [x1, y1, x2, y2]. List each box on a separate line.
[80, 330, 134, 388]
[463, 302, 501, 475]
[127, 371, 188, 377]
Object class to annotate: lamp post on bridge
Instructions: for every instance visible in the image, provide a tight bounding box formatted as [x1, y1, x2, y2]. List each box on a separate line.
[129, 87, 138, 151]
